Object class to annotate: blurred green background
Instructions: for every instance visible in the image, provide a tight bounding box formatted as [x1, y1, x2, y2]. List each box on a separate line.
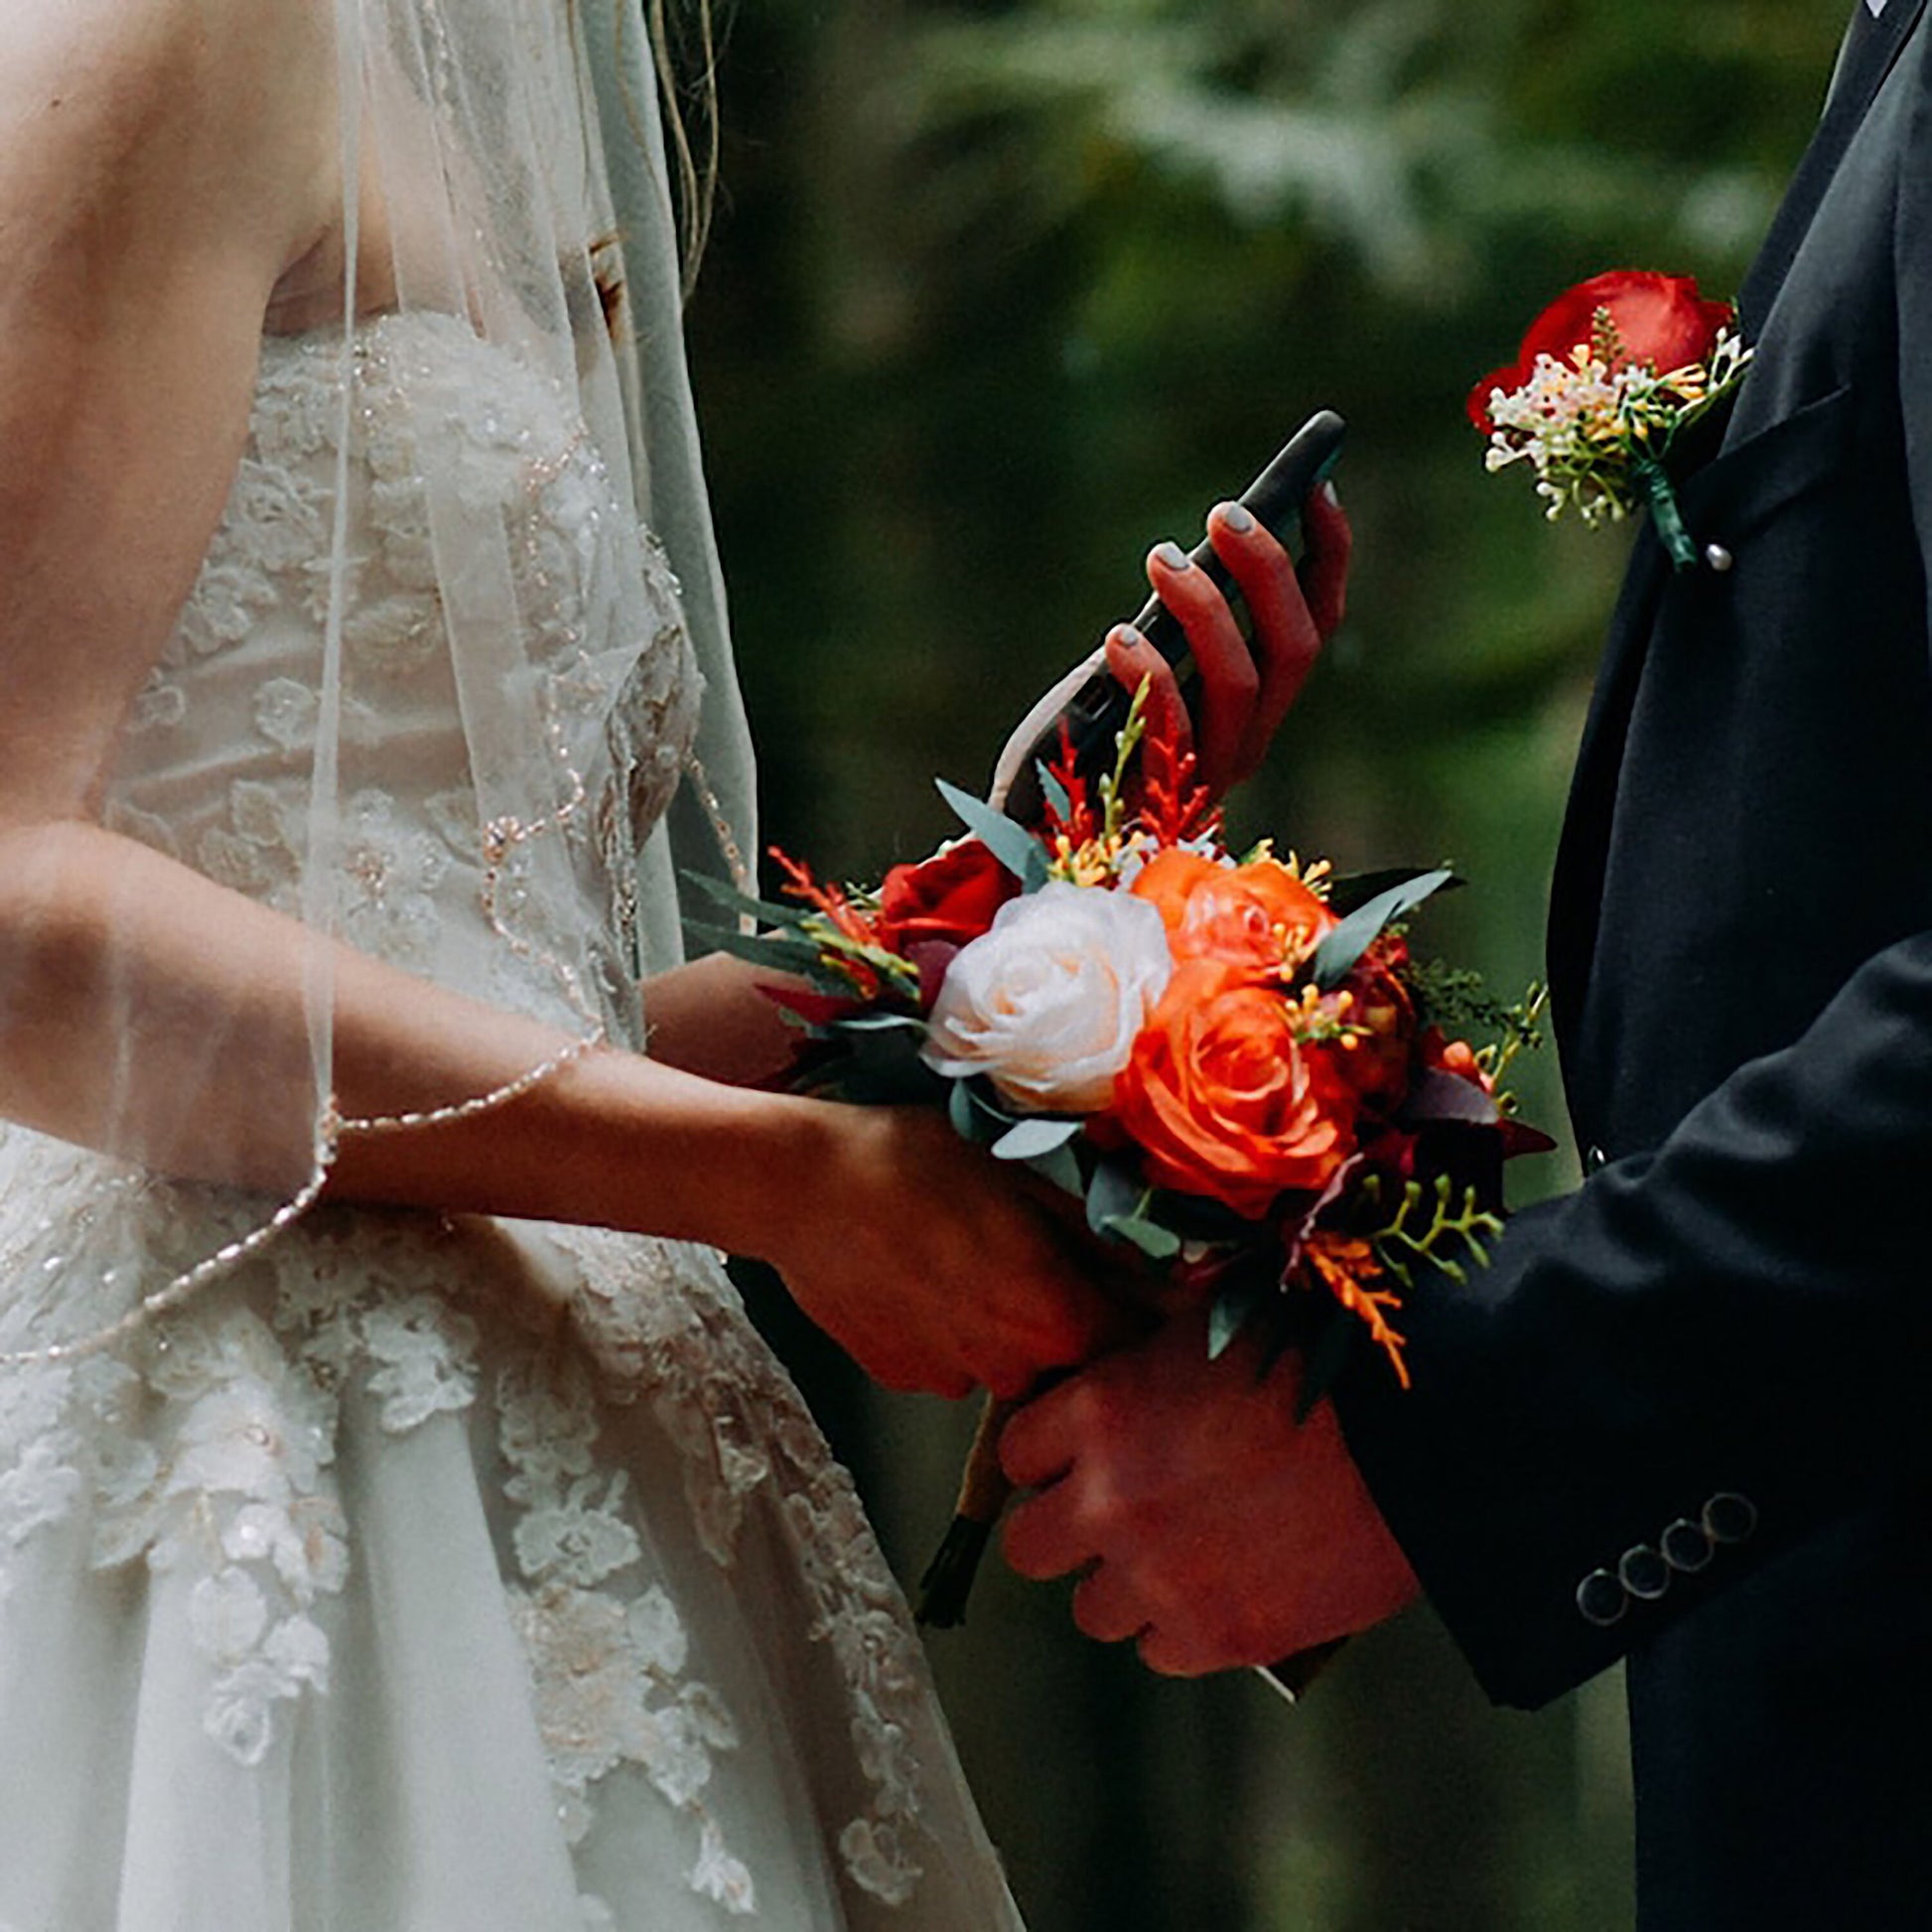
[682, 3, 1847, 1926]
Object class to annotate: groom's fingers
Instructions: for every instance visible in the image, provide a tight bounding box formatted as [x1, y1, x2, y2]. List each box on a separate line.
[1000, 1476, 1094, 1581]
[1136, 1623, 1223, 1680]
[1071, 1567, 1153, 1645]
[997, 1374, 1088, 1490]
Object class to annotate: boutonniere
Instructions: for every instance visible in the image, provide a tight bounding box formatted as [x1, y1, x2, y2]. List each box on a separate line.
[1470, 270, 1753, 569]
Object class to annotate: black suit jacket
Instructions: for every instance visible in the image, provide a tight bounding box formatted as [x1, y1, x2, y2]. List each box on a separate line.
[1335, 5, 1932, 1924]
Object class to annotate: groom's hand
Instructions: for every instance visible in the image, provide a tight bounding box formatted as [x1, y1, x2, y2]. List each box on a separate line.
[999, 1308, 1419, 1676]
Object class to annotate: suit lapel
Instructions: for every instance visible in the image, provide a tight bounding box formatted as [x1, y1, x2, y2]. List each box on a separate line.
[1546, 534, 1668, 1064]
[1547, 0, 1926, 1065]
[1739, 0, 1929, 336]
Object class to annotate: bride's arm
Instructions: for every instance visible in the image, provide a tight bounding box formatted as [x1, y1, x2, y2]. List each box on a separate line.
[1, 819, 1112, 1397]
[0, 0, 1119, 1400]
[642, 953, 806, 1090]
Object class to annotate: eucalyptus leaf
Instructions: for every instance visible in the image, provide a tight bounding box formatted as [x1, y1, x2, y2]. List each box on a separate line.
[834, 1012, 927, 1035]
[991, 1117, 1083, 1162]
[935, 778, 1043, 884]
[1102, 1214, 1183, 1261]
[676, 868, 810, 931]
[1029, 1141, 1085, 1196]
[1036, 759, 1073, 822]
[679, 920, 844, 984]
[946, 1078, 1017, 1146]
[1310, 867, 1455, 989]
[847, 1020, 924, 1068]
[1208, 1281, 1268, 1361]
[1323, 866, 1460, 918]
[1085, 1159, 1143, 1237]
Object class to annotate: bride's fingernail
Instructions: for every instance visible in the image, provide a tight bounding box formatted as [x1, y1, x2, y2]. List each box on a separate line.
[1319, 480, 1341, 508]
[1217, 501, 1256, 533]
[1153, 541, 1190, 571]
[1111, 622, 1149, 651]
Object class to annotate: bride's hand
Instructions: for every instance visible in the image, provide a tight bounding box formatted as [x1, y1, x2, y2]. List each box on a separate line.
[1108, 483, 1352, 798]
[764, 1104, 1128, 1402]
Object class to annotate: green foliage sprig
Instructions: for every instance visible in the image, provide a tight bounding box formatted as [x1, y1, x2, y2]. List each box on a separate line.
[1359, 1171, 1503, 1290]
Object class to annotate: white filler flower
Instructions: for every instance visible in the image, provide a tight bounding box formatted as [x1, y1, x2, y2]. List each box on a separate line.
[922, 882, 1173, 1113]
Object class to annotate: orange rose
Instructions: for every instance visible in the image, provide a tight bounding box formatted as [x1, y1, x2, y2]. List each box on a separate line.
[1131, 852, 1333, 977]
[1129, 850, 1223, 931]
[1111, 959, 1357, 1218]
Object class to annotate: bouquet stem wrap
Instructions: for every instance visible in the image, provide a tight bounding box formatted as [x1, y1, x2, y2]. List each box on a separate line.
[916, 1395, 1018, 1628]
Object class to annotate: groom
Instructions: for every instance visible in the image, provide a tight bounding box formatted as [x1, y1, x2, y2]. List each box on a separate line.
[999, 1, 1932, 1923]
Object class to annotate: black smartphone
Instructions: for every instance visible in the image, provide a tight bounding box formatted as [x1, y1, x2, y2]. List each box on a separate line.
[994, 409, 1346, 824]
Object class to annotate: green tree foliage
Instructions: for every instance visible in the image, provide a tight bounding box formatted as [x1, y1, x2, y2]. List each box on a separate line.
[688, 4, 1847, 1925]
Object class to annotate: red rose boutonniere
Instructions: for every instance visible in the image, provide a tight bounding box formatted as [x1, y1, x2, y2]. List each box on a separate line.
[1470, 270, 1752, 568]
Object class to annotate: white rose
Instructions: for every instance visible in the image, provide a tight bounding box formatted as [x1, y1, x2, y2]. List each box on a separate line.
[921, 882, 1173, 1113]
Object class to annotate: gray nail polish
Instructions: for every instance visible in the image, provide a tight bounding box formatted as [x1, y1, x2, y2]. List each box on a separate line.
[1218, 501, 1256, 534]
[1153, 541, 1190, 571]
[1319, 480, 1341, 508]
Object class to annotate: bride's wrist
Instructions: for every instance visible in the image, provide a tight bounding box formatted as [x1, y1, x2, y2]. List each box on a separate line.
[683, 1087, 836, 1266]
[568, 1046, 832, 1262]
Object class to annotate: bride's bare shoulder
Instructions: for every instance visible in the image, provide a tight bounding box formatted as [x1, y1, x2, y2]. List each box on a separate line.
[0, 0, 336, 265]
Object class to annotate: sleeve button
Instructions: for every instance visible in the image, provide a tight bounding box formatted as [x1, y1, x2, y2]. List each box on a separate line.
[1576, 1568, 1629, 1627]
[1661, 1517, 1714, 1573]
[1701, 1492, 1758, 1546]
[1618, 1545, 1671, 1601]
[1585, 1145, 1610, 1174]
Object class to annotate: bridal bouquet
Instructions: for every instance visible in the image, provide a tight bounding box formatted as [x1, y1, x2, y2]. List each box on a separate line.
[1471, 269, 1752, 568]
[686, 688, 1548, 1618]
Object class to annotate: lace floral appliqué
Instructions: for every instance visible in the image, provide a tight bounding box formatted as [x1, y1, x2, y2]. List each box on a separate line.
[539, 1226, 936, 1908]
[496, 1345, 758, 1912]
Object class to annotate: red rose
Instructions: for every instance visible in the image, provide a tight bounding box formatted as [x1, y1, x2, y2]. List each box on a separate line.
[874, 838, 1019, 953]
[1468, 270, 1735, 432]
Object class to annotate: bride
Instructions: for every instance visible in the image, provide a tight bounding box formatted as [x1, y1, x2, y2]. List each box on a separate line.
[0, 0, 1343, 1924]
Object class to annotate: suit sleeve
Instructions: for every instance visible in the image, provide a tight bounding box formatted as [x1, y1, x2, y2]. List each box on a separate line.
[1333, 932, 1932, 1708]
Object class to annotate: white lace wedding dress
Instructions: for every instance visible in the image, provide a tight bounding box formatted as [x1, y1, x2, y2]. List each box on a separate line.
[0, 315, 1025, 1930]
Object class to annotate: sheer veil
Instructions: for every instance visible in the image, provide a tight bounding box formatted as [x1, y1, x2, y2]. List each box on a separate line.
[0, 0, 755, 1363]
